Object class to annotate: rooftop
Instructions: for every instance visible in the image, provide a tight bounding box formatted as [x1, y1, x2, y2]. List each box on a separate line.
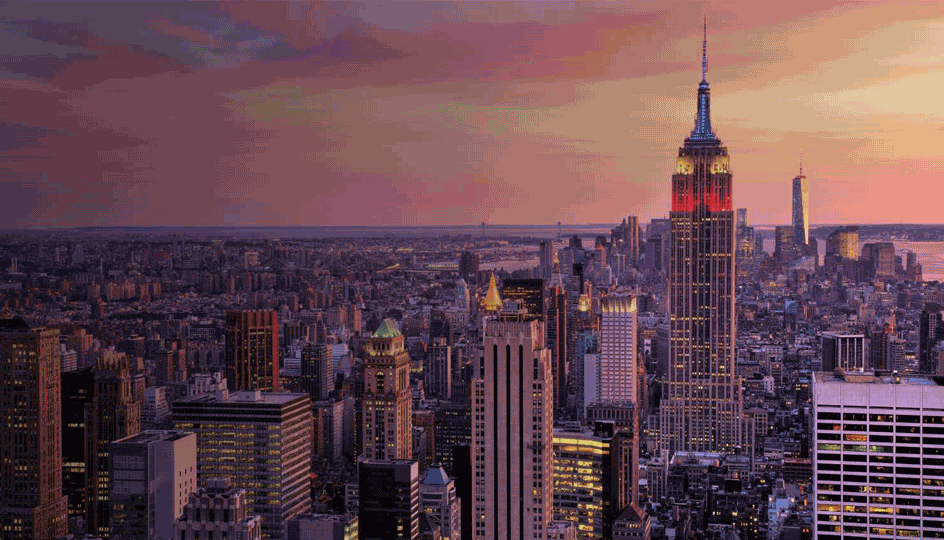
[112, 430, 193, 445]
[371, 318, 401, 339]
[815, 371, 942, 386]
[177, 389, 309, 405]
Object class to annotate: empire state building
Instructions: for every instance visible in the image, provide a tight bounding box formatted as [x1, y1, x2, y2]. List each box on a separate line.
[659, 24, 742, 456]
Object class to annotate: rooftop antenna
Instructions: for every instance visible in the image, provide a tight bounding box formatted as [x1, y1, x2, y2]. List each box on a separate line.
[702, 15, 707, 82]
[799, 150, 804, 176]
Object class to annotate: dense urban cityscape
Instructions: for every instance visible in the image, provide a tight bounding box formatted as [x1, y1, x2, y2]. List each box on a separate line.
[5, 6, 944, 540]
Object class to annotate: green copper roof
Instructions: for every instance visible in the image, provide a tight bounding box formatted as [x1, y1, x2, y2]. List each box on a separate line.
[372, 318, 401, 339]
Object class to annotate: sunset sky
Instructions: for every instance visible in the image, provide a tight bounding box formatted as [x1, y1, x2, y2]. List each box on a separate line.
[2, 1, 943, 228]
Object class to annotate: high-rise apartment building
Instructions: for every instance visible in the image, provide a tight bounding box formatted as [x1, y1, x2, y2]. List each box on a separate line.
[599, 296, 639, 405]
[472, 314, 553, 540]
[502, 278, 545, 318]
[87, 350, 142, 537]
[225, 309, 279, 392]
[812, 371, 944, 539]
[659, 26, 742, 456]
[362, 319, 413, 460]
[358, 459, 420, 540]
[821, 333, 867, 371]
[792, 171, 809, 246]
[0, 319, 69, 540]
[108, 430, 197, 540]
[300, 343, 334, 401]
[175, 478, 262, 540]
[172, 390, 313, 539]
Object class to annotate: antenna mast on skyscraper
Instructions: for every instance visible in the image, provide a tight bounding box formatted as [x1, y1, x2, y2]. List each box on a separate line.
[799, 150, 804, 176]
[702, 15, 707, 82]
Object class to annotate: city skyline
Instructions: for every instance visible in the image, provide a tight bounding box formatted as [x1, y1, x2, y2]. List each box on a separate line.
[3, 1, 944, 228]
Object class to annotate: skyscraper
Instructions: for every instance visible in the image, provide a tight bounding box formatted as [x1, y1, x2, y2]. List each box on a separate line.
[791, 170, 809, 246]
[362, 319, 413, 460]
[62, 367, 95, 522]
[225, 309, 279, 392]
[358, 460, 420, 540]
[920, 304, 944, 375]
[172, 390, 313, 539]
[87, 350, 142, 537]
[473, 314, 553, 540]
[108, 430, 197, 540]
[599, 296, 639, 404]
[813, 371, 944, 539]
[660, 23, 742, 456]
[502, 278, 545, 318]
[546, 285, 568, 409]
[300, 343, 334, 402]
[0, 319, 69, 540]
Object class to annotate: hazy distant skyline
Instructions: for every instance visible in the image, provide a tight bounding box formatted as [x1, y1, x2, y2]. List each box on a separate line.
[2, 1, 943, 228]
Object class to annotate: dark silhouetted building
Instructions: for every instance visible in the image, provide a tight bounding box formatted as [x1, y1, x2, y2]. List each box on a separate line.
[358, 459, 420, 540]
[502, 278, 545, 318]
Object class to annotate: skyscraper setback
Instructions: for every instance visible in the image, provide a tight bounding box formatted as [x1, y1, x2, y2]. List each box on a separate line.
[659, 24, 742, 456]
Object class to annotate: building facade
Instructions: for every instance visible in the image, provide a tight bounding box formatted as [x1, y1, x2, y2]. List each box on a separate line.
[108, 430, 196, 540]
[362, 319, 413, 461]
[419, 465, 461, 540]
[172, 390, 312, 539]
[472, 315, 553, 540]
[0, 319, 69, 540]
[358, 459, 420, 540]
[812, 371, 944, 539]
[175, 478, 262, 540]
[225, 310, 279, 392]
[792, 172, 809, 246]
[87, 350, 142, 537]
[821, 333, 867, 372]
[659, 27, 742, 456]
[599, 296, 639, 405]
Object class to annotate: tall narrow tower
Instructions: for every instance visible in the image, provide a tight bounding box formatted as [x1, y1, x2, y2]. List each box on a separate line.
[472, 314, 553, 540]
[792, 165, 809, 246]
[362, 319, 413, 460]
[660, 22, 742, 456]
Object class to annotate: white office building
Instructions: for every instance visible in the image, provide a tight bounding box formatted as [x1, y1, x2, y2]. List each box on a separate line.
[813, 371, 944, 539]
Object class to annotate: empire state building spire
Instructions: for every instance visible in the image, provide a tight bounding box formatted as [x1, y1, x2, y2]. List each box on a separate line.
[690, 17, 716, 142]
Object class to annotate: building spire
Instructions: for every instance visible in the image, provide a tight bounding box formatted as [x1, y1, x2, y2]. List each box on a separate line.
[799, 150, 803, 176]
[689, 16, 716, 142]
[702, 15, 707, 82]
